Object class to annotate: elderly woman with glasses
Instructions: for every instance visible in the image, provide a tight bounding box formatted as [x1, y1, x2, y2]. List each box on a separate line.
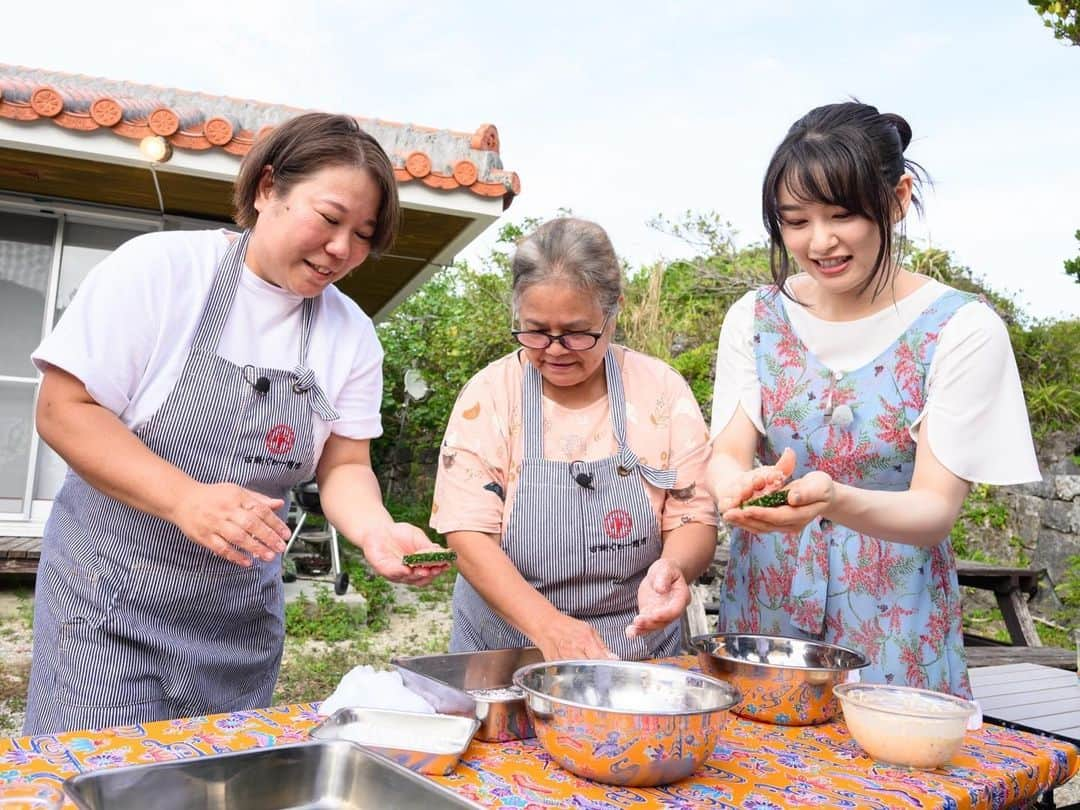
[430, 218, 718, 661]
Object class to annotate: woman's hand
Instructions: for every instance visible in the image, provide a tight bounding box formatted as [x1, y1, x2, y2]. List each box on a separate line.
[721, 468, 835, 535]
[710, 447, 797, 512]
[626, 558, 689, 639]
[171, 482, 290, 567]
[533, 615, 618, 661]
[357, 522, 451, 586]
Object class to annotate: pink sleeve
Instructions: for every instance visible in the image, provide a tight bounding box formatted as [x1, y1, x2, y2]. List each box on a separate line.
[430, 366, 513, 537]
[661, 372, 719, 533]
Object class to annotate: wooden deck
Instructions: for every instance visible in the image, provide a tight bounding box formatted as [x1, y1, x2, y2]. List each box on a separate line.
[0, 536, 41, 574]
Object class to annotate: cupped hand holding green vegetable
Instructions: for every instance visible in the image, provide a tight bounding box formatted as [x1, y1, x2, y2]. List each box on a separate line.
[717, 448, 836, 535]
[709, 447, 796, 512]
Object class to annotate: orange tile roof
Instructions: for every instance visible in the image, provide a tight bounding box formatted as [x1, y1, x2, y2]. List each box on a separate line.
[0, 64, 520, 204]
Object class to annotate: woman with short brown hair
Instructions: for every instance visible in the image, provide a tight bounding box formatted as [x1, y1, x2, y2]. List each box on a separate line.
[24, 112, 448, 734]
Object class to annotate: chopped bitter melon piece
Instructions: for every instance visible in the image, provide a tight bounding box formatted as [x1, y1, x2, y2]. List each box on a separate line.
[402, 550, 458, 566]
[741, 490, 790, 508]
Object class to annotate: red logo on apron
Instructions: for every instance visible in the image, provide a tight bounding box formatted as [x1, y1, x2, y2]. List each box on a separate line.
[266, 424, 295, 455]
[603, 509, 633, 540]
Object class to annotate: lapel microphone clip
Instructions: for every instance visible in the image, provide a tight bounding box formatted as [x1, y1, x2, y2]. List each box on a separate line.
[243, 364, 271, 395]
[570, 460, 595, 490]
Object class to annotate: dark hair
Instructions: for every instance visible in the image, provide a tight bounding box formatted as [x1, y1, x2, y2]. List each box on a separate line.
[233, 112, 400, 257]
[762, 102, 927, 299]
[511, 218, 623, 318]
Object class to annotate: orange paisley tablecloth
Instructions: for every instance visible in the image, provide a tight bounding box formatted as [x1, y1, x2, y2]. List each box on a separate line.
[1, 673, 1075, 809]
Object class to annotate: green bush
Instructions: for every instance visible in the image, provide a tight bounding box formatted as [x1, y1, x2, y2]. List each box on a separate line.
[372, 213, 1078, 504]
[1008, 318, 1080, 436]
[950, 485, 1008, 563]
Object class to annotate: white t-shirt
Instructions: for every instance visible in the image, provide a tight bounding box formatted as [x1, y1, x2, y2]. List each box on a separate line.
[710, 278, 1041, 486]
[33, 229, 384, 461]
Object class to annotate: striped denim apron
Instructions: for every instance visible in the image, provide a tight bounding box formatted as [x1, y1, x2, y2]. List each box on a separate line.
[24, 230, 338, 734]
[450, 349, 681, 660]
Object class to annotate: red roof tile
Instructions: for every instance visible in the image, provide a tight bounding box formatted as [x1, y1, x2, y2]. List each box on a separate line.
[0, 64, 520, 203]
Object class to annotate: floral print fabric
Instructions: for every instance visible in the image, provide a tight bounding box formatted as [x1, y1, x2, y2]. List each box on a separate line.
[1, 663, 1074, 810]
[720, 286, 977, 698]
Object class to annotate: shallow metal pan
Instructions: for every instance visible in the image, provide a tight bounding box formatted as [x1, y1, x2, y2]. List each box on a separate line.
[310, 707, 479, 775]
[63, 740, 481, 810]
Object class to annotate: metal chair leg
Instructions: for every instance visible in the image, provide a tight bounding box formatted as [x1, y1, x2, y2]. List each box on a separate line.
[284, 511, 308, 557]
[329, 524, 342, 578]
[329, 524, 349, 595]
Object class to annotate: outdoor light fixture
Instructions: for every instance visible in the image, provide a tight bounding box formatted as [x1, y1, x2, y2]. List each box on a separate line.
[139, 135, 172, 163]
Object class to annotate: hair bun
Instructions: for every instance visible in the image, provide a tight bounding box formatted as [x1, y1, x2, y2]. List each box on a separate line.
[880, 113, 912, 151]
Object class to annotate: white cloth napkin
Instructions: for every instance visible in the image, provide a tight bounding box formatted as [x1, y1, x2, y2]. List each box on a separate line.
[319, 665, 436, 717]
[968, 700, 984, 730]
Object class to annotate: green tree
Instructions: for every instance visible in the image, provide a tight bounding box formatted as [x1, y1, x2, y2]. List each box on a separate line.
[908, 244, 1079, 436]
[622, 212, 772, 410]
[1029, 0, 1080, 45]
[1065, 229, 1080, 284]
[372, 221, 520, 499]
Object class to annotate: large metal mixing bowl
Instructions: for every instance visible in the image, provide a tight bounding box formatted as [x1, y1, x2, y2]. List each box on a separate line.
[692, 633, 869, 725]
[512, 660, 740, 787]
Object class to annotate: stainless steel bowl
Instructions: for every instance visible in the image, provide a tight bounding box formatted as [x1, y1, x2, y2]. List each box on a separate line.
[512, 660, 740, 787]
[393, 647, 544, 741]
[692, 633, 869, 725]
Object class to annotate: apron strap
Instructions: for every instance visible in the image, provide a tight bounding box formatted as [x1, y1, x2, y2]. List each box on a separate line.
[191, 229, 250, 352]
[607, 348, 678, 489]
[521, 359, 545, 461]
[521, 347, 679, 487]
[292, 294, 340, 422]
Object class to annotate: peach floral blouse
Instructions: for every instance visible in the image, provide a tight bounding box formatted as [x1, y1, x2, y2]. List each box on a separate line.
[430, 347, 717, 537]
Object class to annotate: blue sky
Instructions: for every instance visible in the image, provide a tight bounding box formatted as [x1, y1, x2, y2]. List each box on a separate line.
[6, 1, 1078, 319]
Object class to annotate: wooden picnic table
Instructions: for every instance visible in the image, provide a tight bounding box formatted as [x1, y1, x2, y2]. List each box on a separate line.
[957, 560, 1045, 648]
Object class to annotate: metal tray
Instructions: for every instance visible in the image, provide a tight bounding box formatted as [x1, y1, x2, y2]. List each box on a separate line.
[63, 740, 480, 810]
[393, 647, 544, 741]
[310, 707, 479, 775]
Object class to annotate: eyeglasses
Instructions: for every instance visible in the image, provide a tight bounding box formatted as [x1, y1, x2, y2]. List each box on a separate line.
[511, 315, 611, 351]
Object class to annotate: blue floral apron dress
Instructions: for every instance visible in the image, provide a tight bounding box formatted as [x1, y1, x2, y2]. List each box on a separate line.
[719, 286, 975, 698]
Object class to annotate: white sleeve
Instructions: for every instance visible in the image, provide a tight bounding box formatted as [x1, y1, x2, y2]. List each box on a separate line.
[31, 233, 167, 417]
[913, 301, 1041, 485]
[710, 290, 764, 437]
[330, 318, 385, 441]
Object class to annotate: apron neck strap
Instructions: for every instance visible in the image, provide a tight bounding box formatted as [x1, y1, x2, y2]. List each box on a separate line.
[292, 293, 335, 421]
[521, 347, 627, 461]
[297, 293, 316, 367]
[191, 230, 250, 352]
[192, 229, 317, 363]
